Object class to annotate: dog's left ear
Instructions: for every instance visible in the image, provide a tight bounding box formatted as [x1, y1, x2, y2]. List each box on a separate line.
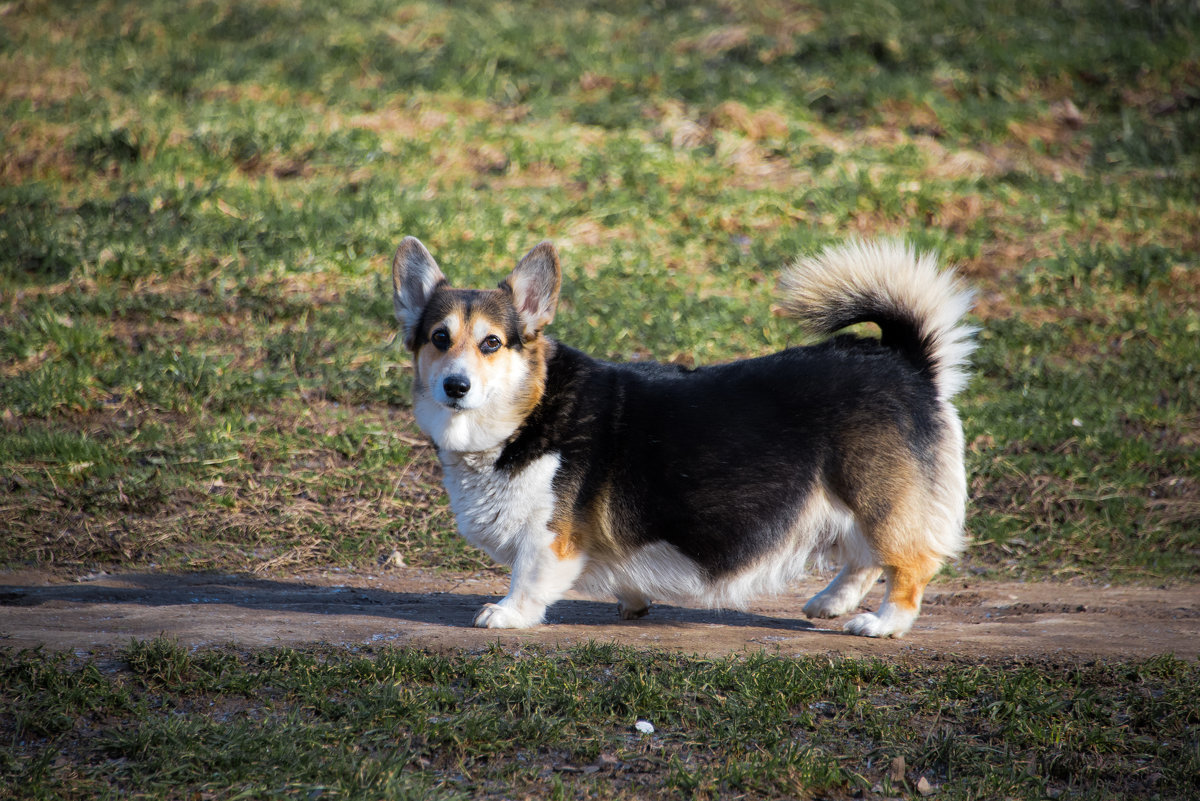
[504, 241, 561, 341]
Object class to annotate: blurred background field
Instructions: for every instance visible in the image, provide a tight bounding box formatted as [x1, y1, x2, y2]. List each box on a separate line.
[2, 0, 1198, 580]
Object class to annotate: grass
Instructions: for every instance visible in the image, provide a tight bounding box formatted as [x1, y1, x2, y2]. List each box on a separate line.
[2, 0, 1197, 581]
[2, 639, 1197, 800]
[1, 1, 1198, 794]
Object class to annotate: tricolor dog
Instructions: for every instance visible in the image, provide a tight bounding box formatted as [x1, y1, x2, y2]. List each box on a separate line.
[390, 237, 975, 638]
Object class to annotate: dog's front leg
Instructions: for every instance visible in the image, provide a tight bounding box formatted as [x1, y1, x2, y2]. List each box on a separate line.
[473, 533, 586, 629]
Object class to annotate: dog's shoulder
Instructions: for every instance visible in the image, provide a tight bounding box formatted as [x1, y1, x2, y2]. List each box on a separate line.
[495, 341, 607, 473]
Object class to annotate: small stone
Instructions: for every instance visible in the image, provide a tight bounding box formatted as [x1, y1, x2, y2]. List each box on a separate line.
[917, 776, 937, 796]
[888, 755, 905, 783]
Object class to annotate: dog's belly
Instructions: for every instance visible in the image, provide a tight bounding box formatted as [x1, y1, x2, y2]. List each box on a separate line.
[577, 539, 821, 610]
[577, 489, 856, 609]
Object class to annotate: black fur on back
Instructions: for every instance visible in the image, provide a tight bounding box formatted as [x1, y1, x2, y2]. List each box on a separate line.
[497, 337, 941, 577]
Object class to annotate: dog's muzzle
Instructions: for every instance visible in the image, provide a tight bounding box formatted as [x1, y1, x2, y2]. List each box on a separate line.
[442, 374, 471, 400]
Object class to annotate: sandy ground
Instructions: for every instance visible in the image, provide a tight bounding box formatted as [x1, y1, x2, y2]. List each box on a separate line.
[2, 568, 1196, 662]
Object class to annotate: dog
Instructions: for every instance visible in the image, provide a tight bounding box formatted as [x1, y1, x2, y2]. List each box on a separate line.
[390, 237, 975, 638]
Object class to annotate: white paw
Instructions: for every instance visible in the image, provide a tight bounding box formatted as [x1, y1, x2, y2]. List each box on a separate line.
[803, 592, 857, 620]
[472, 602, 543, 629]
[843, 608, 915, 639]
[617, 600, 650, 620]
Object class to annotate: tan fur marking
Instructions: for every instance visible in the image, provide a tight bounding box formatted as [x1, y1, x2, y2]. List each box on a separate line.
[515, 335, 549, 420]
[549, 523, 580, 561]
[449, 310, 483, 362]
[862, 469, 946, 623]
[836, 423, 948, 620]
[549, 478, 624, 566]
[880, 556, 941, 614]
[834, 423, 919, 529]
[582, 480, 625, 557]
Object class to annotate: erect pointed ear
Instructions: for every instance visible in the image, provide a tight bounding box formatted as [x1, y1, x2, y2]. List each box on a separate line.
[391, 237, 446, 350]
[502, 241, 561, 341]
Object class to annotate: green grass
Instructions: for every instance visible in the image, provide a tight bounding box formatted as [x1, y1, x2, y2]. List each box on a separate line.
[2, 3, 1199, 795]
[4, 0, 1197, 580]
[2, 639, 1197, 801]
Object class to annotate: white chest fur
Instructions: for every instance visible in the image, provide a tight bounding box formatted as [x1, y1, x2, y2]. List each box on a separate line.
[438, 450, 561, 566]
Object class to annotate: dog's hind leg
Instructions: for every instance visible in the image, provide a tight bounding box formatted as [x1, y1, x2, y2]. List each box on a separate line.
[828, 440, 963, 638]
[803, 525, 881, 620]
[803, 565, 882, 620]
[474, 529, 586, 629]
[843, 554, 940, 638]
[842, 482, 959, 638]
[616, 593, 651, 620]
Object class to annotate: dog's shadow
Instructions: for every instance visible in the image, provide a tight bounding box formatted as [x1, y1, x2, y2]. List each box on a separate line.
[0, 572, 825, 634]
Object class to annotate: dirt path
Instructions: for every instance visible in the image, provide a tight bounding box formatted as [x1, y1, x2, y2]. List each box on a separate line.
[1, 568, 1196, 662]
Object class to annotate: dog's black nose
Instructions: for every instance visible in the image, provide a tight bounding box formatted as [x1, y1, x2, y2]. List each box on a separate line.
[443, 375, 471, 399]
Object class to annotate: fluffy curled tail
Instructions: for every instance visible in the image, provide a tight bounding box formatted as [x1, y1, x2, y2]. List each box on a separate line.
[778, 240, 976, 400]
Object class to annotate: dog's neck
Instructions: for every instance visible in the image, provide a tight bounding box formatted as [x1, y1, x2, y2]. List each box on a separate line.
[438, 446, 504, 472]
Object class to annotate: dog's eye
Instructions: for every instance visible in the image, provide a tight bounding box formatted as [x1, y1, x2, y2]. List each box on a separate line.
[431, 329, 451, 350]
[480, 335, 502, 354]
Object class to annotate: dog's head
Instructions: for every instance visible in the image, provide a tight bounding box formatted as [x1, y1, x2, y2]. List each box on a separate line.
[391, 237, 560, 451]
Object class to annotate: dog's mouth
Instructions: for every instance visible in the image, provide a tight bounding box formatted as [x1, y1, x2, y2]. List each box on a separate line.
[437, 393, 470, 412]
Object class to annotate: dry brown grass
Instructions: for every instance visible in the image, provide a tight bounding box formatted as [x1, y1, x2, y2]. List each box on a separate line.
[0, 397, 471, 576]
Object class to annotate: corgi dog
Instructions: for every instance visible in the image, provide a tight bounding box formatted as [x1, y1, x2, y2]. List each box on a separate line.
[390, 237, 975, 638]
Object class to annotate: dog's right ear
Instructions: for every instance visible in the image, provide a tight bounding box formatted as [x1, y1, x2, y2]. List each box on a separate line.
[391, 237, 446, 350]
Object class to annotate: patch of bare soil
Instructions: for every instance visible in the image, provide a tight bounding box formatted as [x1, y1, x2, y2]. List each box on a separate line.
[2, 569, 1196, 663]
